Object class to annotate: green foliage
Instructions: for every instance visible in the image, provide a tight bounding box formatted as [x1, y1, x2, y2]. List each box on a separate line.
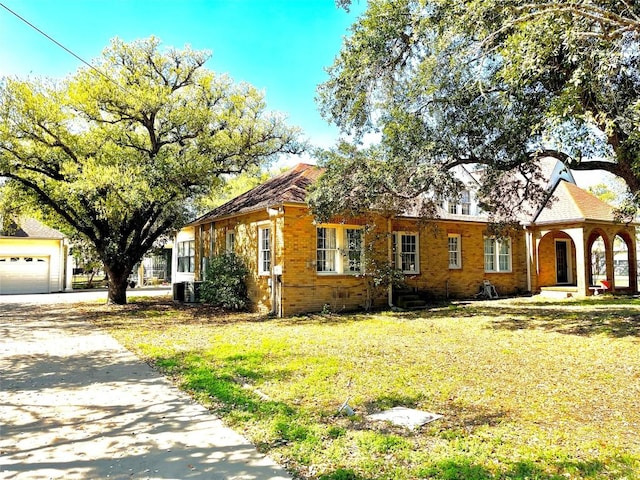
[317, 1, 640, 222]
[194, 167, 273, 215]
[0, 37, 302, 303]
[200, 253, 250, 310]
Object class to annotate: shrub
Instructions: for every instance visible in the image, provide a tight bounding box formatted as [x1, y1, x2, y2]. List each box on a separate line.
[200, 253, 249, 310]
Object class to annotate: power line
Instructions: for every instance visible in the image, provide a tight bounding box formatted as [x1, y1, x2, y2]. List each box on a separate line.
[0, 1, 124, 91]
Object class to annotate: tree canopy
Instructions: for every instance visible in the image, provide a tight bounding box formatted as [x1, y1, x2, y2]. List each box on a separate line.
[312, 0, 640, 220]
[0, 37, 302, 303]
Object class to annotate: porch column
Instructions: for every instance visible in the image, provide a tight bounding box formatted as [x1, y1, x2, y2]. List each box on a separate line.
[564, 228, 588, 296]
[629, 227, 638, 293]
[605, 233, 616, 292]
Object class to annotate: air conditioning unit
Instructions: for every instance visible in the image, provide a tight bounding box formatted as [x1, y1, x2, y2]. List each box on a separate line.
[172, 281, 185, 302]
[184, 281, 203, 303]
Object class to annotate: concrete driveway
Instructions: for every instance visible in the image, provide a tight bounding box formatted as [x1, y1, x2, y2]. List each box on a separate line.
[0, 291, 291, 479]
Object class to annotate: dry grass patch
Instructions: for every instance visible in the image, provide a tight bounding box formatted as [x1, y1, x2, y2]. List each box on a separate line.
[89, 296, 640, 479]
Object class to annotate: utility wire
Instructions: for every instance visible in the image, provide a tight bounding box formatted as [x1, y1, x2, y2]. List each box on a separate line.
[0, 1, 126, 92]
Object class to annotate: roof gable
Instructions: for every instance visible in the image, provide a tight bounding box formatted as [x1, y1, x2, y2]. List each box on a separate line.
[534, 180, 615, 224]
[190, 163, 322, 225]
[0, 217, 66, 239]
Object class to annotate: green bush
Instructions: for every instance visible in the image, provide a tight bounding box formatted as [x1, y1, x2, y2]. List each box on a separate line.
[200, 253, 249, 310]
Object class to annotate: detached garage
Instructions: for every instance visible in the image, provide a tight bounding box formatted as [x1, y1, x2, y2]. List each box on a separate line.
[0, 218, 68, 295]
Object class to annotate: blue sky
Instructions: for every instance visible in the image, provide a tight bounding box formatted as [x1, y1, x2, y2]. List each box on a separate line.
[0, 0, 366, 166]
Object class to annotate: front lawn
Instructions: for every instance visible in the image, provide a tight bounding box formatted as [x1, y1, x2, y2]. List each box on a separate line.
[89, 296, 640, 479]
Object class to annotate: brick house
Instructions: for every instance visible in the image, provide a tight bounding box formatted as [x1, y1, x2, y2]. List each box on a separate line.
[171, 160, 637, 315]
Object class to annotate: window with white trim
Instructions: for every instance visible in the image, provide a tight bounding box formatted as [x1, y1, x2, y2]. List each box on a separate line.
[448, 234, 461, 269]
[177, 240, 195, 273]
[345, 228, 363, 273]
[484, 237, 512, 272]
[258, 227, 271, 275]
[460, 190, 471, 215]
[316, 226, 364, 274]
[226, 230, 235, 253]
[393, 232, 420, 274]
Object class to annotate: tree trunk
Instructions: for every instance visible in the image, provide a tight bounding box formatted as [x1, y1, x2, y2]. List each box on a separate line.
[105, 265, 131, 305]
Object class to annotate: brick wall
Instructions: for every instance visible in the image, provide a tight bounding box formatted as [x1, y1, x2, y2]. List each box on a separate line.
[192, 206, 530, 316]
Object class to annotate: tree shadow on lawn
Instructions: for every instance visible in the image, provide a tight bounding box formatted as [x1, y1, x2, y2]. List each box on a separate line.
[412, 300, 640, 338]
[315, 456, 628, 480]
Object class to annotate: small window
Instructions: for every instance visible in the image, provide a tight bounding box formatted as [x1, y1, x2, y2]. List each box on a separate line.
[460, 190, 471, 215]
[448, 203, 458, 215]
[393, 232, 420, 274]
[25, 257, 33, 262]
[177, 240, 195, 273]
[226, 231, 235, 253]
[258, 227, 271, 275]
[10, 257, 19, 262]
[448, 234, 461, 269]
[484, 237, 512, 273]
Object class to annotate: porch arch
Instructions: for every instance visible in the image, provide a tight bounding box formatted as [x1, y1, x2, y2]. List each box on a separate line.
[537, 230, 577, 287]
[613, 230, 637, 291]
[587, 229, 610, 288]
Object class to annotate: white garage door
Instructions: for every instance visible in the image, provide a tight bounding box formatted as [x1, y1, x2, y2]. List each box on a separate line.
[0, 256, 50, 294]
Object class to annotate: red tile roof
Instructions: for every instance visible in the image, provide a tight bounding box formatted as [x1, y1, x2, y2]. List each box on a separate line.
[534, 180, 615, 224]
[189, 163, 323, 225]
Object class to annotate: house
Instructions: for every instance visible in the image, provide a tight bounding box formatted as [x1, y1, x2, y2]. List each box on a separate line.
[0, 217, 71, 295]
[171, 161, 637, 315]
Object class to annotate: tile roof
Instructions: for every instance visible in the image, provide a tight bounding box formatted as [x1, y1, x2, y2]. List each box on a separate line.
[0, 217, 66, 239]
[189, 163, 323, 225]
[534, 180, 615, 224]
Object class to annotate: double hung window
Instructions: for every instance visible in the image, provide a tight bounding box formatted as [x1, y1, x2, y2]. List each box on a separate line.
[316, 226, 363, 274]
[448, 234, 461, 269]
[177, 240, 195, 273]
[393, 232, 420, 274]
[258, 227, 271, 275]
[484, 237, 512, 272]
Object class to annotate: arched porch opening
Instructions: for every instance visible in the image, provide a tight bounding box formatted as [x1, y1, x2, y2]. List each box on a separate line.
[587, 229, 610, 288]
[538, 230, 577, 287]
[613, 232, 633, 289]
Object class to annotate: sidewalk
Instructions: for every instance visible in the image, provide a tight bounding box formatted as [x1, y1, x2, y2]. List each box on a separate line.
[0, 300, 291, 480]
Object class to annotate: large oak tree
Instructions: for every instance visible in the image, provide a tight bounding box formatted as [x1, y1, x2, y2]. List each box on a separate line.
[0, 37, 302, 303]
[312, 0, 640, 220]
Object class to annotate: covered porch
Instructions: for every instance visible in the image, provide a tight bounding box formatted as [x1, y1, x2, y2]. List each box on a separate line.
[528, 223, 638, 297]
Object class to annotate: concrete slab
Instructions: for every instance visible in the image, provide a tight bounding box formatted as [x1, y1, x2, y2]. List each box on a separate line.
[0, 301, 291, 480]
[367, 407, 443, 430]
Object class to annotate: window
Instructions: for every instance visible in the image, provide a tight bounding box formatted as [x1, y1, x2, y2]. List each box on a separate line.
[460, 190, 471, 215]
[393, 232, 420, 274]
[345, 228, 363, 273]
[484, 237, 511, 272]
[448, 234, 461, 269]
[177, 240, 195, 273]
[317, 227, 337, 272]
[258, 227, 271, 275]
[316, 226, 363, 274]
[226, 230, 235, 253]
[448, 203, 458, 215]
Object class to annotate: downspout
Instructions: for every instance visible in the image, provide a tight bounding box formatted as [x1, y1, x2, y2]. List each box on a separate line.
[388, 217, 394, 308]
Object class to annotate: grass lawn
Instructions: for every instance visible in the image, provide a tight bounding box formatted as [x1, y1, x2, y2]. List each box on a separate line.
[88, 296, 640, 479]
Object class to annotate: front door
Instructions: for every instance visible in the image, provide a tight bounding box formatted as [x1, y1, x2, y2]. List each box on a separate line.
[556, 240, 569, 284]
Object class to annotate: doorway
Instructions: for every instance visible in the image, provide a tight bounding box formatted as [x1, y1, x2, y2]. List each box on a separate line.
[555, 239, 572, 284]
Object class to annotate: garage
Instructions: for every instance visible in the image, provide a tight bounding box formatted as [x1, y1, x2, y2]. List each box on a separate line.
[0, 256, 50, 294]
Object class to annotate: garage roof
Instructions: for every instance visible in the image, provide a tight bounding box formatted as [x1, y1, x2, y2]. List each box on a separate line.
[0, 218, 66, 239]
